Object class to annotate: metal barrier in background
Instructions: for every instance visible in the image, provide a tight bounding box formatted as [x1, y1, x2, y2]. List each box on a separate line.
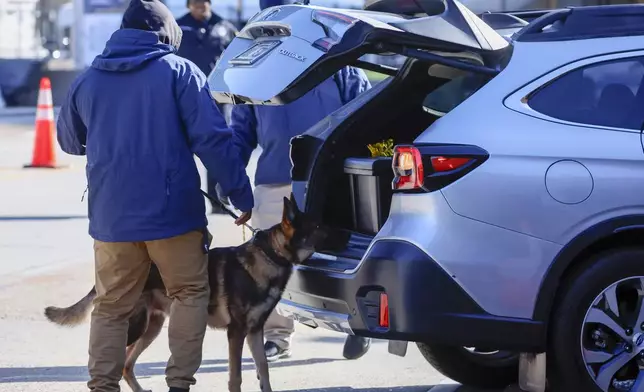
[0, 0, 44, 60]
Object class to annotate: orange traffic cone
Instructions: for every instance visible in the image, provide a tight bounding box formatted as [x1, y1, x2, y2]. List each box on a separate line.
[24, 77, 58, 169]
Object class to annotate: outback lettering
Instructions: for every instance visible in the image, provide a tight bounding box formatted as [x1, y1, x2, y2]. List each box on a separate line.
[279, 49, 306, 62]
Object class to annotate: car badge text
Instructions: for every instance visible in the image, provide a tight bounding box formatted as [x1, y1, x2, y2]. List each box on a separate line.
[279, 49, 306, 62]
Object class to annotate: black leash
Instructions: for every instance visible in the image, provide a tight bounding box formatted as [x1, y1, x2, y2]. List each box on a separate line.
[200, 189, 257, 233]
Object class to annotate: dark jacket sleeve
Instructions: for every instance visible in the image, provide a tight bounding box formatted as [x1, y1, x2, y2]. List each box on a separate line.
[56, 79, 87, 156]
[175, 61, 254, 212]
[229, 104, 258, 167]
[338, 66, 372, 104]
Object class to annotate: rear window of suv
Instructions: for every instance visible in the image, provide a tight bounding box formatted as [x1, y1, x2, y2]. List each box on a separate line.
[528, 56, 644, 130]
[422, 71, 492, 116]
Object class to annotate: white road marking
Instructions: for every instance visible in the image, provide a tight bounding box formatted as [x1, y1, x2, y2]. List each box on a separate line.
[429, 384, 462, 392]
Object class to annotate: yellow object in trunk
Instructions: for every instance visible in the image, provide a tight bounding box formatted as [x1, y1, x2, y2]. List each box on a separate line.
[367, 139, 394, 158]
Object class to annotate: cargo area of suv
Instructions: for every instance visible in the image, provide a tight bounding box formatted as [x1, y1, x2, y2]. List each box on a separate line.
[297, 59, 493, 231]
[287, 58, 496, 273]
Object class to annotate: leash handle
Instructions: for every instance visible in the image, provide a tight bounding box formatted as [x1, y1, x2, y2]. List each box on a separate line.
[200, 189, 256, 233]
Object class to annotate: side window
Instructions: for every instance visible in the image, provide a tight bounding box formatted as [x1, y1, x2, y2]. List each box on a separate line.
[528, 56, 644, 130]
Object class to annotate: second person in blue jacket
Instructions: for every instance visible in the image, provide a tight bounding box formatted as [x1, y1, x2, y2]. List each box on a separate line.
[230, 47, 373, 361]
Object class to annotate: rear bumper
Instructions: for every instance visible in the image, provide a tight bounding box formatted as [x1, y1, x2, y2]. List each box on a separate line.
[277, 239, 546, 352]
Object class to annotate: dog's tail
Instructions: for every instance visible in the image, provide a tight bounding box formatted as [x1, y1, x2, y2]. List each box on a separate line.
[44, 287, 97, 327]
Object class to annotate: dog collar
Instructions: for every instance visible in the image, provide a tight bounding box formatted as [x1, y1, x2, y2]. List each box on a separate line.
[251, 231, 292, 267]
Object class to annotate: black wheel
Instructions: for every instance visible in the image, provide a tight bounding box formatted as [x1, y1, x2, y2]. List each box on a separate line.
[416, 342, 518, 388]
[549, 248, 644, 391]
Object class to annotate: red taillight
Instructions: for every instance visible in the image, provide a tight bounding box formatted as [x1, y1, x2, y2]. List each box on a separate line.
[379, 293, 389, 328]
[431, 156, 472, 172]
[392, 145, 424, 190]
[391, 144, 487, 193]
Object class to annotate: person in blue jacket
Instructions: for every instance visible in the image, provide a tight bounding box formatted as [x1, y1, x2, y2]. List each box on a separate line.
[176, 0, 237, 76]
[176, 0, 238, 214]
[56, 0, 253, 390]
[230, 0, 373, 362]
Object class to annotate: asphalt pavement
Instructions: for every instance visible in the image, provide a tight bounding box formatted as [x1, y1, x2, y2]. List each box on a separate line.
[0, 112, 497, 392]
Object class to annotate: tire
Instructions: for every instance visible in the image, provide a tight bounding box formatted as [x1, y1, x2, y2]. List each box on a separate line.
[549, 247, 644, 392]
[416, 342, 519, 388]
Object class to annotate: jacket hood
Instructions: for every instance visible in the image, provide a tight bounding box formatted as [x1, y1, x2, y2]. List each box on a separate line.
[92, 0, 182, 72]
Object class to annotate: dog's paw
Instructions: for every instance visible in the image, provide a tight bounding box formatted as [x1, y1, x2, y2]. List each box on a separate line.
[259, 381, 273, 392]
[228, 380, 242, 392]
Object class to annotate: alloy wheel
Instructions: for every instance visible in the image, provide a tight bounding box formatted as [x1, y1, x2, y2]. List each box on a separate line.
[581, 276, 644, 391]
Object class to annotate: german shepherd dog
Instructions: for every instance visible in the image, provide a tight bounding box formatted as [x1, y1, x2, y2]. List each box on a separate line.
[44, 194, 327, 392]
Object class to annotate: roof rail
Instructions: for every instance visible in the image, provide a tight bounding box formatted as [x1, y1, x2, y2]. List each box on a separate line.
[513, 4, 644, 42]
[502, 8, 566, 23]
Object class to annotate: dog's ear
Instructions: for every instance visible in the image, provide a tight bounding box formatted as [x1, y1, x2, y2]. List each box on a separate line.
[289, 192, 300, 213]
[282, 196, 296, 226]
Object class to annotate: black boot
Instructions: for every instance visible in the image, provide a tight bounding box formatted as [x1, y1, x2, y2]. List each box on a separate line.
[342, 335, 371, 360]
[169, 388, 189, 392]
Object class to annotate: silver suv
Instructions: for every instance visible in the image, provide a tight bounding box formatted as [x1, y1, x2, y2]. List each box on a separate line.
[209, 1, 644, 391]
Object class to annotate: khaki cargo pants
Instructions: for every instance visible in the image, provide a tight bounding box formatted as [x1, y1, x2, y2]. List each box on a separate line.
[88, 229, 211, 392]
[252, 184, 295, 350]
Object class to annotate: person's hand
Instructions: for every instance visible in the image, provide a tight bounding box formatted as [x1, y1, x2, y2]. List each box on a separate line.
[235, 210, 252, 226]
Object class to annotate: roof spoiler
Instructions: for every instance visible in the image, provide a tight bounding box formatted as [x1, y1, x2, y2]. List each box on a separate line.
[364, 0, 446, 16]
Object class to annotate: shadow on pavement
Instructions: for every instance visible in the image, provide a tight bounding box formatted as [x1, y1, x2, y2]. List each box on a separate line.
[0, 357, 339, 383]
[306, 335, 388, 345]
[283, 386, 504, 392]
[306, 335, 347, 344]
[0, 215, 88, 221]
[282, 387, 435, 392]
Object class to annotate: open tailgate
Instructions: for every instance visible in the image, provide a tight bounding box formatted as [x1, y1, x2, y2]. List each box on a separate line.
[208, 0, 510, 105]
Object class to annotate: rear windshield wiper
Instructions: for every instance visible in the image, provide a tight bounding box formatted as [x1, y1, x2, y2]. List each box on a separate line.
[401, 48, 499, 76]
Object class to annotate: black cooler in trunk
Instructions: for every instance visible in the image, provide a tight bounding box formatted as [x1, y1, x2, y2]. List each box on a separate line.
[343, 157, 394, 235]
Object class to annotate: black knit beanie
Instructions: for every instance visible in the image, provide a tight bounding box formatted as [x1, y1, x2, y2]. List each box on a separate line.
[121, 0, 183, 48]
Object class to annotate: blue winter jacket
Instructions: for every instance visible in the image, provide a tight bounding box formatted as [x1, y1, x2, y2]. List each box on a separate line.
[56, 0, 253, 242]
[231, 66, 371, 186]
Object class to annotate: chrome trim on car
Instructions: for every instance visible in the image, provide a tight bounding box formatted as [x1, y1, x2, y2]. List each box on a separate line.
[276, 299, 354, 334]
